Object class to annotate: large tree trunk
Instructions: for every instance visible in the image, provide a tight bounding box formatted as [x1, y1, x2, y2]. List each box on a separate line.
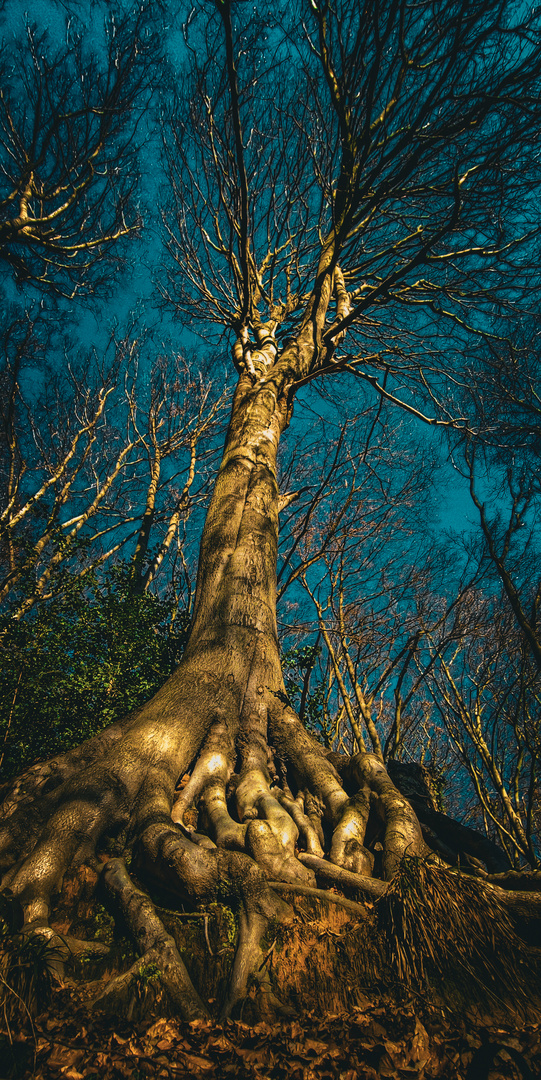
[0, 362, 538, 1021]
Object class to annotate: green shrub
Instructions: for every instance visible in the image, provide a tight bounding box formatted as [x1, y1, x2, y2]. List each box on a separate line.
[0, 562, 189, 777]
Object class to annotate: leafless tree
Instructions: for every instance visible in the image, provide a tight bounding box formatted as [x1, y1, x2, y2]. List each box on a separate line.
[2, 0, 541, 1022]
[0, 312, 228, 620]
[275, 410, 432, 759]
[412, 582, 540, 868]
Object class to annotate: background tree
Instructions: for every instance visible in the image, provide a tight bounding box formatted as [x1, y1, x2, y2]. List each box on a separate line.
[419, 591, 540, 868]
[278, 422, 541, 869]
[0, 313, 227, 614]
[2, 0, 541, 1025]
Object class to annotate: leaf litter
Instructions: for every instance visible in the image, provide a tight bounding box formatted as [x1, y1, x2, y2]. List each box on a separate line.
[1, 985, 540, 1080]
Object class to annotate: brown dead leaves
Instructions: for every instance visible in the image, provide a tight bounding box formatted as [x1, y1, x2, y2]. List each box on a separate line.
[4, 993, 541, 1080]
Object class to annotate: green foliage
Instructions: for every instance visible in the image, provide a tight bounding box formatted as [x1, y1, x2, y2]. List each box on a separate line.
[132, 960, 166, 1017]
[282, 644, 326, 736]
[0, 562, 189, 778]
[89, 905, 115, 944]
[137, 961, 162, 986]
[208, 902, 237, 948]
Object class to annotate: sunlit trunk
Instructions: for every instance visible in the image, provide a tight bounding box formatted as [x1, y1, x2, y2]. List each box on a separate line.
[186, 370, 286, 674]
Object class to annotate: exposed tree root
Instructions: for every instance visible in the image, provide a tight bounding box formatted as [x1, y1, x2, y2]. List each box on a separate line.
[343, 754, 426, 879]
[297, 853, 387, 899]
[472, 868, 541, 891]
[4, 688, 538, 1021]
[2, 692, 539, 1021]
[268, 881, 371, 917]
[132, 812, 295, 1017]
[97, 858, 207, 1021]
[377, 856, 541, 1009]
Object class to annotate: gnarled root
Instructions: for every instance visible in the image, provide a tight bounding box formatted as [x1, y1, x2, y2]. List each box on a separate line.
[96, 858, 208, 1021]
[297, 853, 386, 901]
[172, 720, 247, 852]
[6, 675, 518, 1022]
[273, 788, 324, 857]
[329, 788, 374, 876]
[343, 754, 426, 879]
[269, 708, 425, 881]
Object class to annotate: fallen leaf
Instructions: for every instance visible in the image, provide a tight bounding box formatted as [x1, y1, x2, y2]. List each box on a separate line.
[146, 1019, 171, 1039]
[304, 1038, 329, 1055]
[410, 1017, 431, 1068]
[48, 1046, 84, 1071]
[208, 1033, 235, 1051]
[184, 1052, 215, 1072]
[126, 1039, 144, 1056]
[111, 1032, 129, 1047]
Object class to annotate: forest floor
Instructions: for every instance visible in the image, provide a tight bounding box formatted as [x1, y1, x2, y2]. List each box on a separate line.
[2, 870, 540, 1079]
[1, 981, 540, 1080]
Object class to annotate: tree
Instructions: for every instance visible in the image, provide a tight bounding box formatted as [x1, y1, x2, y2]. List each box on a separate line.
[2, 0, 541, 1022]
[278, 416, 540, 871]
[421, 592, 540, 868]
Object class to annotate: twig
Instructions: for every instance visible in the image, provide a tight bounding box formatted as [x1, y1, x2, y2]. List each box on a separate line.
[258, 937, 276, 971]
[0, 669, 23, 771]
[203, 915, 214, 957]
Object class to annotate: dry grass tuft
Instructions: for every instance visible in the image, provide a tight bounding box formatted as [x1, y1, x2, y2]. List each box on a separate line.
[377, 855, 540, 1010]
